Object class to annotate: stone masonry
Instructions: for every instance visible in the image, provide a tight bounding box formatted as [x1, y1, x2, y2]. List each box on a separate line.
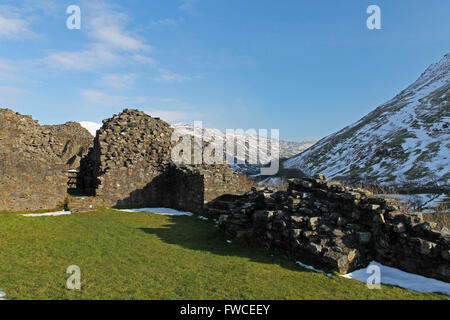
[0, 108, 93, 211]
[78, 109, 244, 212]
[212, 174, 450, 282]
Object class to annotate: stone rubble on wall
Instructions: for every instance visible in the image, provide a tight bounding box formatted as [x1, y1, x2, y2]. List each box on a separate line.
[0, 108, 93, 211]
[42, 122, 93, 169]
[211, 174, 450, 283]
[78, 109, 244, 212]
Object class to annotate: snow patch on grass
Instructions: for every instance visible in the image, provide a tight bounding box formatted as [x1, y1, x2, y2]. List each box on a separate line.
[22, 211, 72, 217]
[118, 207, 193, 216]
[0, 289, 5, 300]
[296, 261, 333, 277]
[342, 261, 450, 296]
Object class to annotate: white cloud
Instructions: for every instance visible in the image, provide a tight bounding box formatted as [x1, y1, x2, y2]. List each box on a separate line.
[46, 44, 119, 71]
[144, 97, 203, 123]
[86, 1, 151, 52]
[81, 89, 127, 106]
[81, 89, 148, 107]
[90, 25, 151, 52]
[179, 0, 197, 11]
[100, 73, 137, 89]
[155, 69, 192, 83]
[0, 1, 58, 39]
[46, 1, 152, 71]
[42, 1, 194, 85]
[0, 15, 34, 39]
[131, 54, 156, 66]
[145, 109, 191, 123]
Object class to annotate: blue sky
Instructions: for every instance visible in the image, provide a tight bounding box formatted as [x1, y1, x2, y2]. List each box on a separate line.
[0, 0, 449, 141]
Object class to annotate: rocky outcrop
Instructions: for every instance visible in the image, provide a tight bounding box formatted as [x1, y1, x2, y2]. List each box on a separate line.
[79, 109, 244, 212]
[0, 108, 93, 211]
[214, 175, 450, 282]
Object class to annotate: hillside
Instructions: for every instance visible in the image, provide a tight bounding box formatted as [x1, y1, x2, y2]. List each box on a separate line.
[284, 54, 450, 191]
[172, 123, 315, 174]
[79, 121, 315, 175]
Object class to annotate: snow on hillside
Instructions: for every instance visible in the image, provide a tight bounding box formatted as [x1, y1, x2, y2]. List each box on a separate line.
[79, 121, 102, 136]
[284, 54, 450, 190]
[80, 120, 315, 174]
[172, 123, 315, 173]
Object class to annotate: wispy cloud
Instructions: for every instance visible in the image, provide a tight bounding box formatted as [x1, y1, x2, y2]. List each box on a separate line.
[155, 69, 192, 83]
[13, 0, 194, 88]
[81, 89, 148, 107]
[99, 73, 137, 89]
[145, 109, 192, 122]
[81, 89, 127, 106]
[131, 54, 156, 66]
[87, 3, 152, 52]
[46, 44, 119, 71]
[179, 0, 197, 11]
[145, 97, 203, 123]
[0, 11, 35, 39]
[0, 1, 60, 39]
[45, 1, 152, 71]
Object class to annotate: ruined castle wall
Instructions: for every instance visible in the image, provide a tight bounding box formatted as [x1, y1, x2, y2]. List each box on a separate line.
[162, 165, 205, 213]
[214, 175, 450, 282]
[43, 122, 93, 169]
[0, 108, 92, 211]
[79, 109, 173, 207]
[79, 109, 244, 211]
[200, 166, 244, 202]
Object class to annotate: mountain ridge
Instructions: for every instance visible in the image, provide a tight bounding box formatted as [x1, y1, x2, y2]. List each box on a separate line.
[79, 120, 316, 175]
[283, 54, 450, 191]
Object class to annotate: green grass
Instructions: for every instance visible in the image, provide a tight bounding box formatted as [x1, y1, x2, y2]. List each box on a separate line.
[0, 208, 447, 300]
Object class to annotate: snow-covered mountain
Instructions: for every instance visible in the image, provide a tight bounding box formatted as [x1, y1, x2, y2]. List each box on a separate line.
[172, 123, 315, 174]
[284, 54, 450, 191]
[79, 121, 102, 136]
[79, 121, 315, 175]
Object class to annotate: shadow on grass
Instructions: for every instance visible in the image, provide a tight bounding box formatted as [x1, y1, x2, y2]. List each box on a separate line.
[139, 215, 308, 274]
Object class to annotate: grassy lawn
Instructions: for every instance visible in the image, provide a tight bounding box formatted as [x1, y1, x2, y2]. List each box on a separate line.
[0, 208, 447, 300]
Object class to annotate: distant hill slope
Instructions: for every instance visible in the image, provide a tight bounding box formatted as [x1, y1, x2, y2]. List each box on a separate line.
[172, 123, 315, 163]
[284, 54, 450, 191]
[80, 121, 315, 175]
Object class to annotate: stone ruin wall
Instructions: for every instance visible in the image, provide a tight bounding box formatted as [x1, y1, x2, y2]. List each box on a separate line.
[1, 107, 448, 283]
[79, 109, 245, 212]
[79, 109, 174, 207]
[212, 175, 450, 282]
[0, 108, 93, 211]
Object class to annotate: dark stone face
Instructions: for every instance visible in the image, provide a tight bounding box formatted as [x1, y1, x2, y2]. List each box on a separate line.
[214, 176, 450, 283]
[0, 107, 245, 212]
[0, 108, 93, 211]
[78, 109, 245, 212]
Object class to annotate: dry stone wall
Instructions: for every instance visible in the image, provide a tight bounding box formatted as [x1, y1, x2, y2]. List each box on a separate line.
[213, 175, 450, 282]
[79, 109, 244, 212]
[0, 108, 93, 211]
[43, 122, 93, 169]
[79, 109, 174, 207]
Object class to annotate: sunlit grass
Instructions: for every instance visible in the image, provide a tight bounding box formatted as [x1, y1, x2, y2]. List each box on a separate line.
[0, 208, 447, 300]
